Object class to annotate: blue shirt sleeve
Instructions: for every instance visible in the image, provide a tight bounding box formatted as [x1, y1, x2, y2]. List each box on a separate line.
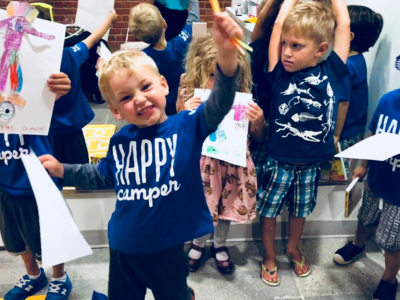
[266, 60, 285, 85]
[61, 42, 89, 74]
[171, 24, 192, 59]
[326, 51, 349, 81]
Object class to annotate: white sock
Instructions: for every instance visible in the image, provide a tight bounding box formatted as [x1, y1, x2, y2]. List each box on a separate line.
[188, 235, 208, 260]
[51, 274, 66, 282]
[214, 242, 229, 261]
[213, 220, 231, 261]
[28, 270, 41, 280]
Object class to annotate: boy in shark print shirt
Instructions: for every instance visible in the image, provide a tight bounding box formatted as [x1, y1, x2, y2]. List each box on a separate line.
[257, 0, 349, 286]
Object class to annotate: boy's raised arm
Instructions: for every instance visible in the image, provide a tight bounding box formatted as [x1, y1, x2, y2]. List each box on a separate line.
[186, 0, 200, 26]
[83, 11, 118, 50]
[268, 0, 297, 72]
[251, 0, 282, 43]
[331, 0, 350, 63]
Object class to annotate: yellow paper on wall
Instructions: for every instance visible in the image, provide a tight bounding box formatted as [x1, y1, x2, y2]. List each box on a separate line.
[82, 124, 117, 164]
[1, 297, 45, 300]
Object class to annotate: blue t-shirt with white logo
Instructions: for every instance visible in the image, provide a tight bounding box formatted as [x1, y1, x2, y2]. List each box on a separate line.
[0, 134, 56, 197]
[338, 54, 368, 140]
[98, 103, 214, 254]
[368, 89, 400, 206]
[143, 25, 192, 105]
[50, 42, 95, 135]
[267, 51, 349, 163]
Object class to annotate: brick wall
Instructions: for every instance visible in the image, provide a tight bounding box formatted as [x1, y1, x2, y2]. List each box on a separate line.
[0, 0, 231, 49]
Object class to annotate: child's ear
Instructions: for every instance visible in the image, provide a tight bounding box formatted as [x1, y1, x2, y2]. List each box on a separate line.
[350, 32, 355, 42]
[108, 104, 125, 121]
[160, 76, 169, 96]
[315, 42, 329, 58]
[162, 19, 167, 29]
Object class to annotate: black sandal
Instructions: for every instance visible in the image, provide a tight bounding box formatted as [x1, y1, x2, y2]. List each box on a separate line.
[210, 243, 234, 274]
[373, 279, 398, 300]
[187, 244, 205, 273]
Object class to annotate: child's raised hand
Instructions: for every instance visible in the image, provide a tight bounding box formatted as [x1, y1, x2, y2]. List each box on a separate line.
[47, 73, 71, 101]
[108, 10, 118, 25]
[212, 12, 244, 53]
[246, 102, 265, 127]
[40, 155, 64, 179]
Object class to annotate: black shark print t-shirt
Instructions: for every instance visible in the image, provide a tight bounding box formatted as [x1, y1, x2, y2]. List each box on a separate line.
[267, 51, 348, 164]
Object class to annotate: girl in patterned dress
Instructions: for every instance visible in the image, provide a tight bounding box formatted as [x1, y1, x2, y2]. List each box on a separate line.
[177, 36, 267, 274]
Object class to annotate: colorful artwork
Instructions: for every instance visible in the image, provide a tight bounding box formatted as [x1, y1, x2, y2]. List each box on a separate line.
[0, 4, 65, 135]
[196, 89, 253, 167]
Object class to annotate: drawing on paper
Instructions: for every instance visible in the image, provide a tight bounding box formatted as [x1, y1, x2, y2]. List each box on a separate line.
[321, 82, 335, 143]
[299, 73, 328, 86]
[232, 104, 246, 121]
[275, 119, 322, 142]
[207, 146, 220, 155]
[288, 96, 322, 109]
[209, 125, 227, 142]
[281, 83, 314, 98]
[0, 1, 55, 121]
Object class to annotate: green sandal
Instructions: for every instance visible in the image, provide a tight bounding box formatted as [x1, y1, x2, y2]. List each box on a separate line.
[286, 250, 312, 277]
[261, 263, 280, 286]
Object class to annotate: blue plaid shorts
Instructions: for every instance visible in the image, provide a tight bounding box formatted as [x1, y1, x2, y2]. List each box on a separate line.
[257, 157, 321, 218]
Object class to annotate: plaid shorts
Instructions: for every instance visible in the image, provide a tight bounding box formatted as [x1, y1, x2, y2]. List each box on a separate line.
[257, 157, 321, 218]
[358, 188, 400, 251]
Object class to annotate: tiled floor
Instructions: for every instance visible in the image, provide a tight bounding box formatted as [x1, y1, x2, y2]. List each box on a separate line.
[1, 238, 399, 300]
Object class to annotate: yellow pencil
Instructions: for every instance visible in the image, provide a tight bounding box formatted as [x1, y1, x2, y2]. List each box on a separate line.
[209, 0, 253, 53]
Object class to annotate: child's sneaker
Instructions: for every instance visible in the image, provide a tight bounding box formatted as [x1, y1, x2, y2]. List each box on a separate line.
[45, 273, 73, 300]
[5, 268, 48, 300]
[333, 241, 364, 265]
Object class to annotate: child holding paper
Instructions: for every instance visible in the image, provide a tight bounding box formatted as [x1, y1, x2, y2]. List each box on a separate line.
[333, 89, 400, 300]
[257, 0, 349, 286]
[178, 36, 266, 274]
[129, 0, 199, 116]
[0, 74, 72, 300]
[40, 12, 243, 299]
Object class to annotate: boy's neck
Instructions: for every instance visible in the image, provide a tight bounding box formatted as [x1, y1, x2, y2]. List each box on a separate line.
[152, 34, 167, 50]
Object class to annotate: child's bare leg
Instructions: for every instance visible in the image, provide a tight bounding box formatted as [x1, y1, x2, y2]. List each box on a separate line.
[52, 263, 65, 279]
[287, 215, 309, 274]
[382, 250, 400, 284]
[261, 216, 278, 282]
[353, 221, 373, 248]
[21, 251, 41, 276]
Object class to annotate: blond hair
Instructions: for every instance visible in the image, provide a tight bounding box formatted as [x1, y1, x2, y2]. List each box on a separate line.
[99, 50, 160, 103]
[282, 1, 335, 44]
[129, 3, 164, 47]
[183, 36, 252, 102]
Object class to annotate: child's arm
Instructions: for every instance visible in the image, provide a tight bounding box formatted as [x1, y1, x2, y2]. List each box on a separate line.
[251, 0, 282, 43]
[331, 0, 350, 63]
[186, 0, 200, 26]
[83, 11, 117, 50]
[268, 0, 298, 72]
[204, 12, 243, 132]
[40, 155, 113, 189]
[353, 159, 369, 181]
[333, 101, 349, 145]
[246, 102, 267, 142]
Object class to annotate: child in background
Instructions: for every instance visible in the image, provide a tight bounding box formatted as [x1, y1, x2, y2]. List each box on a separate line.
[179, 36, 267, 274]
[334, 5, 383, 154]
[50, 11, 117, 164]
[333, 88, 400, 300]
[129, 0, 199, 116]
[258, 0, 349, 286]
[0, 74, 72, 300]
[40, 12, 243, 299]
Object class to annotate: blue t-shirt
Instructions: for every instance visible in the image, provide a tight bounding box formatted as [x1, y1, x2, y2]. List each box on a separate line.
[368, 89, 400, 206]
[155, 0, 190, 10]
[0, 134, 56, 197]
[98, 104, 214, 254]
[339, 54, 368, 140]
[143, 25, 192, 105]
[267, 51, 349, 163]
[50, 42, 95, 135]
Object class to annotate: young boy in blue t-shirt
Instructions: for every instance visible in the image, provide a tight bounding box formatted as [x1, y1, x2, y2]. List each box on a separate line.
[257, 0, 350, 286]
[129, 0, 199, 116]
[40, 12, 243, 300]
[50, 11, 117, 164]
[0, 74, 72, 300]
[333, 5, 383, 153]
[333, 89, 400, 300]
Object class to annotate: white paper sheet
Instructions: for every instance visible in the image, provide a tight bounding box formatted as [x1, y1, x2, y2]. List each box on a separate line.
[0, 10, 65, 135]
[346, 177, 359, 193]
[193, 22, 208, 39]
[200, 91, 253, 167]
[75, 0, 115, 40]
[96, 41, 112, 77]
[21, 151, 93, 268]
[335, 132, 400, 161]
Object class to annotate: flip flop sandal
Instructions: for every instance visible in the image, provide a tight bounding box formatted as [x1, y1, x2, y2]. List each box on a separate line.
[260, 263, 280, 286]
[286, 250, 312, 277]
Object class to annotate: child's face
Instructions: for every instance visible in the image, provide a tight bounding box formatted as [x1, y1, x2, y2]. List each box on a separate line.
[107, 66, 169, 128]
[281, 30, 328, 72]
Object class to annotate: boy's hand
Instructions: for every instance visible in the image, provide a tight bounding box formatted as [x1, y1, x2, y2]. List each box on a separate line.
[40, 155, 65, 179]
[213, 12, 244, 53]
[47, 73, 71, 101]
[182, 97, 202, 111]
[108, 10, 118, 25]
[352, 166, 368, 182]
[246, 102, 265, 127]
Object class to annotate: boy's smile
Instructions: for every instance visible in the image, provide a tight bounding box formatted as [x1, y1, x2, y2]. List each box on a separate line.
[281, 31, 328, 72]
[108, 66, 169, 128]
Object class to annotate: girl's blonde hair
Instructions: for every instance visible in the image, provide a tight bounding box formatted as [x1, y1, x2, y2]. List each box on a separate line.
[183, 36, 252, 101]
